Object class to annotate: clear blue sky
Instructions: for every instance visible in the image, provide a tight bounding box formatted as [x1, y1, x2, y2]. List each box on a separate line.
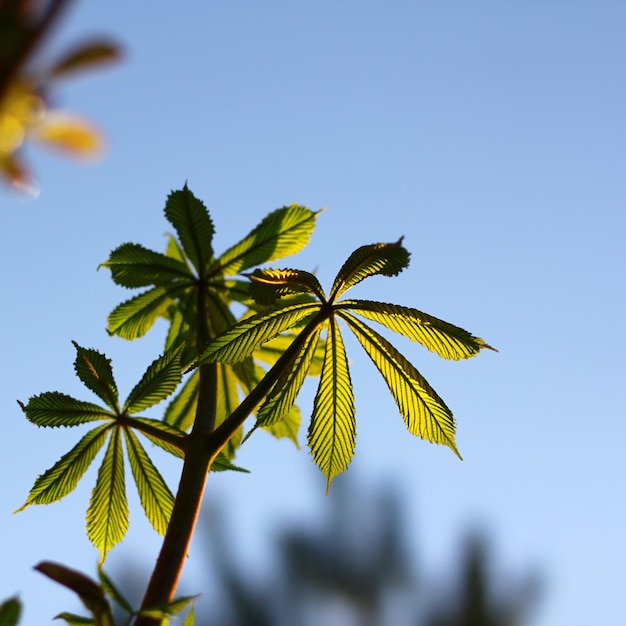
[2, 2, 625, 624]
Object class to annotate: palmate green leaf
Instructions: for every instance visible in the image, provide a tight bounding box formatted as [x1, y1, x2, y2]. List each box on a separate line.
[18, 392, 113, 427]
[195, 302, 320, 366]
[164, 372, 199, 432]
[164, 185, 215, 274]
[329, 239, 410, 301]
[15, 423, 112, 511]
[107, 286, 174, 340]
[214, 204, 320, 276]
[100, 242, 192, 288]
[72, 342, 118, 411]
[308, 318, 355, 492]
[340, 299, 494, 360]
[247, 268, 325, 304]
[257, 326, 322, 427]
[123, 346, 183, 414]
[341, 312, 460, 458]
[87, 428, 128, 561]
[124, 428, 174, 536]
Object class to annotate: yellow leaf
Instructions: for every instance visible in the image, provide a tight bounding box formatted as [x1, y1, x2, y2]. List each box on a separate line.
[32, 113, 104, 158]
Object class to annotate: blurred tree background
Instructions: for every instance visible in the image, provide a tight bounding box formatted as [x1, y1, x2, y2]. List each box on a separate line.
[111, 477, 541, 626]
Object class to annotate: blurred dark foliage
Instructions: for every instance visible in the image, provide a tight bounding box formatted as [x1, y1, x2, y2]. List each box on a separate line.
[112, 478, 541, 626]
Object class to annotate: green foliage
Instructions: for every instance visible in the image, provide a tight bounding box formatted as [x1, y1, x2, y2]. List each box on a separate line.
[0, 597, 21, 626]
[17, 343, 186, 560]
[196, 234, 493, 488]
[16, 185, 493, 621]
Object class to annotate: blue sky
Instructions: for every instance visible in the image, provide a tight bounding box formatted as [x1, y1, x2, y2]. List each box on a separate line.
[2, 2, 625, 624]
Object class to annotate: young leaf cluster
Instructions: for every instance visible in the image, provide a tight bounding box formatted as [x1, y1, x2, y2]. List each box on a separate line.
[35, 561, 196, 626]
[17, 343, 186, 560]
[196, 239, 495, 490]
[100, 184, 321, 445]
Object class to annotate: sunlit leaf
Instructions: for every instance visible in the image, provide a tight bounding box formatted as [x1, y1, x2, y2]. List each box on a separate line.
[341, 299, 494, 360]
[35, 561, 112, 626]
[107, 286, 174, 340]
[257, 326, 322, 428]
[164, 185, 215, 274]
[261, 404, 301, 445]
[18, 392, 112, 427]
[100, 242, 191, 288]
[256, 330, 325, 376]
[86, 428, 128, 561]
[49, 39, 121, 78]
[163, 372, 199, 432]
[0, 596, 21, 626]
[32, 113, 103, 158]
[247, 268, 325, 304]
[124, 428, 174, 535]
[214, 205, 319, 276]
[72, 342, 118, 411]
[123, 346, 183, 414]
[15, 424, 112, 511]
[195, 302, 319, 366]
[308, 318, 355, 491]
[341, 312, 461, 457]
[215, 363, 239, 432]
[330, 239, 410, 301]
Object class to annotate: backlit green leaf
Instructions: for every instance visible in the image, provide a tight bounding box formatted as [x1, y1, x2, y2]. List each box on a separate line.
[247, 268, 325, 304]
[100, 242, 191, 288]
[257, 326, 322, 427]
[195, 302, 319, 366]
[164, 185, 215, 274]
[19, 392, 112, 427]
[214, 205, 319, 276]
[107, 286, 174, 340]
[330, 239, 410, 301]
[341, 312, 460, 458]
[123, 346, 183, 414]
[164, 372, 199, 432]
[72, 342, 118, 411]
[256, 330, 325, 376]
[308, 318, 355, 491]
[15, 423, 112, 511]
[124, 428, 174, 535]
[340, 299, 494, 360]
[87, 428, 128, 561]
[262, 404, 301, 446]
